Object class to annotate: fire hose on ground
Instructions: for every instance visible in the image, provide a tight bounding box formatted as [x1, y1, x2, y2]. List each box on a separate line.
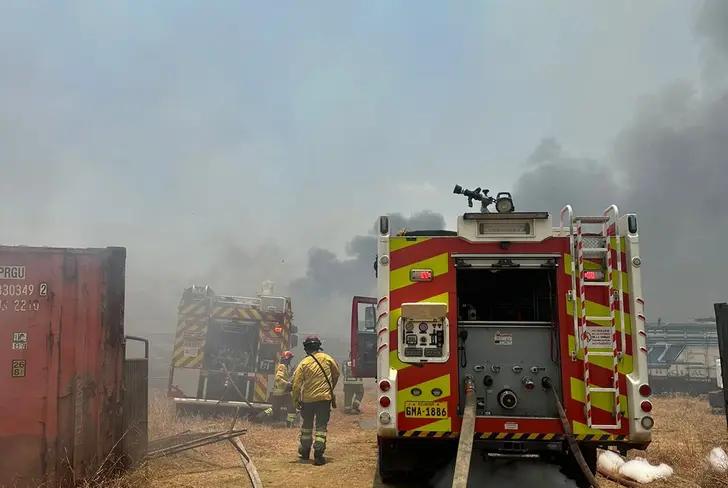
[452, 376, 476, 488]
[451, 376, 600, 488]
[543, 376, 601, 488]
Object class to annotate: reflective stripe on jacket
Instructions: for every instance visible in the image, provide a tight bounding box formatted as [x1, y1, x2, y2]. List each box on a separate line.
[291, 352, 340, 403]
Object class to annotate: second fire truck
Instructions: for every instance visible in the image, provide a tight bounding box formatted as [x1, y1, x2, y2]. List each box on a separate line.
[168, 283, 298, 413]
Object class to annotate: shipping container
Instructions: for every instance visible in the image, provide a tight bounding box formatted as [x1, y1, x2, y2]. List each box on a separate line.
[0, 246, 126, 487]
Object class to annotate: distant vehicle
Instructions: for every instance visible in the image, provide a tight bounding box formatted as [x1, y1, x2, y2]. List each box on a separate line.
[168, 284, 297, 413]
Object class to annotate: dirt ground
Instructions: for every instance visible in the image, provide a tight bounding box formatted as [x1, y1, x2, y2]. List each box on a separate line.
[114, 390, 728, 488]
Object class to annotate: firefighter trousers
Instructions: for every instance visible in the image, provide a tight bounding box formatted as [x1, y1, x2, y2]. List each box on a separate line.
[299, 400, 331, 459]
[271, 394, 296, 426]
[344, 384, 364, 412]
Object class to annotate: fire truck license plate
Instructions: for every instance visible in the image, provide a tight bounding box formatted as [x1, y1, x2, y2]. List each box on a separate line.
[404, 401, 448, 418]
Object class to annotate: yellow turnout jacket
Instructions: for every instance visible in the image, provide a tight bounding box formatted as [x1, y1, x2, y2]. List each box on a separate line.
[272, 363, 291, 396]
[292, 352, 340, 403]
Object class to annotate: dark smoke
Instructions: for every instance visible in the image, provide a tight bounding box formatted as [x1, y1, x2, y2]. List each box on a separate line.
[126, 239, 290, 335]
[517, 138, 620, 218]
[696, 0, 728, 88]
[515, 0, 728, 321]
[289, 211, 445, 341]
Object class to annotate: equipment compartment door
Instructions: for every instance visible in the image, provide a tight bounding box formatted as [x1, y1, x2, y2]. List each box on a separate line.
[350, 296, 377, 378]
[454, 255, 562, 418]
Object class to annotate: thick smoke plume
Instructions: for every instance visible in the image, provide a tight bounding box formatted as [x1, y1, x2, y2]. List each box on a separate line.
[515, 0, 728, 321]
[289, 211, 445, 342]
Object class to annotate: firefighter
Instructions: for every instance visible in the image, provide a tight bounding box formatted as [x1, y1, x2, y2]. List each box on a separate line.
[271, 350, 297, 427]
[342, 358, 364, 414]
[291, 336, 340, 466]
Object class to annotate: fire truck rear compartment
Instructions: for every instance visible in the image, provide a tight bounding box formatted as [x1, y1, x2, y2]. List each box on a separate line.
[456, 261, 562, 419]
[201, 320, 259, 401]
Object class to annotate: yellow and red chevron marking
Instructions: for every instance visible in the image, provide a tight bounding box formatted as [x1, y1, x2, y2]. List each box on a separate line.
[212, 305, 263, 321]
[172, 318, 207, 368]
[563, 237, 633, 437]
[388, 236, 568, 435]
[178, 300, 209, 316]
[387, 235, 635, 440]
[253, 373, 269, 402]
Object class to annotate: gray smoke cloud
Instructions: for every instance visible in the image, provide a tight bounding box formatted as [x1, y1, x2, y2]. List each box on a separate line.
[289, 211, 445, 342]
[517, 138, 620, 218]
[696, 0, 728, 89]
[127, 239, 290, 333]
[515, 0, 728, 321]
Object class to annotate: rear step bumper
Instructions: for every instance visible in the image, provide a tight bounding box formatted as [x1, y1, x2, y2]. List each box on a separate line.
[475, 438, 649, 454]
[476, 439, 563, 454]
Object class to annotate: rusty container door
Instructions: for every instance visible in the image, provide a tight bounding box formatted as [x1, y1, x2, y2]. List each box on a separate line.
[122, 336, 149, 467]
[0, 246, 126, 487]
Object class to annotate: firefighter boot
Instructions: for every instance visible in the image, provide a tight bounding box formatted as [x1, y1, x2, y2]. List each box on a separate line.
[313, 431, 327, 466]
[298, 428, 313, 461]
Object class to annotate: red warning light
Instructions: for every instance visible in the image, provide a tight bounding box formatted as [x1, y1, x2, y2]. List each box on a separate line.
[584, 270, 604, 281]
[273, 326, 283, 334]
[410, 269, 434, 282]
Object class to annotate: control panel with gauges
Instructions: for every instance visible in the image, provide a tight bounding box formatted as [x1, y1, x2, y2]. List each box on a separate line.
[398, 302, 449, 363]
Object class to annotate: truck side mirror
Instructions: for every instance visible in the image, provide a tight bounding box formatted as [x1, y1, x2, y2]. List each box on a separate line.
[290, 334, 298, 348]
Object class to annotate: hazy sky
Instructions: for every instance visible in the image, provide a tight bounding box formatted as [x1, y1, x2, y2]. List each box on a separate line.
[1, 1, 721, 333]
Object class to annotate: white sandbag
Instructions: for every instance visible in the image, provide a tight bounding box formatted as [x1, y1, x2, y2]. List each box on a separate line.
[709, 447, 728, 473]
[597, 449, 625, 477]
[619, 457, 673, 484]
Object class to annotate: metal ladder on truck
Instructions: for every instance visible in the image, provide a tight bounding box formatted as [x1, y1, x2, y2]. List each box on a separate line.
[561, 205, 625, 430]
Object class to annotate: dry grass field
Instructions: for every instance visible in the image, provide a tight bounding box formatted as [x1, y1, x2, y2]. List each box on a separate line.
[108, 391, 728, 487]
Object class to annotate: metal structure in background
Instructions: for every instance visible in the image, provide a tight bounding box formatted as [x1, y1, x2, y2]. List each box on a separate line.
[122, 336, 149, 468]
[646, 321, 719, 394]
[714, 303, 728, 427]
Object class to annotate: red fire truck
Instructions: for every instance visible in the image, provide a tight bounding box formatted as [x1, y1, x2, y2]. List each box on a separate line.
[350, 187, 651, 484]
[168, 284, 297, 413]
